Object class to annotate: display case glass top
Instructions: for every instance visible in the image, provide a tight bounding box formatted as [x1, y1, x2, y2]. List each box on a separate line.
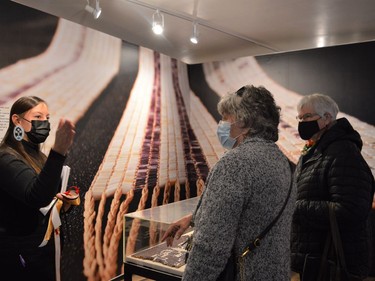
[123, 197, 199, 277]
[125, 196, 200, 223]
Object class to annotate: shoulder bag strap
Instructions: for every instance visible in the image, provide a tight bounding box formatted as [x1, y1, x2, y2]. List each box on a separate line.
[240, 161, 294, 258]
[328, 202, 351, 277]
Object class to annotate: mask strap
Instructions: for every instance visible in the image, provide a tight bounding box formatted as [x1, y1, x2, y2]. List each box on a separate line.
[233, 132, 243, 139]
[19, 116, 32, 123]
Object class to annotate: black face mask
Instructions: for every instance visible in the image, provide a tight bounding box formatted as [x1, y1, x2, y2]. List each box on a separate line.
[26, 120, 51, 144]
[298, 120, 320, 140]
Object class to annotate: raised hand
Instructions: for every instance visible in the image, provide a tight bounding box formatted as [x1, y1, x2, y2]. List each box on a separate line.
[52, 118, 76, 156]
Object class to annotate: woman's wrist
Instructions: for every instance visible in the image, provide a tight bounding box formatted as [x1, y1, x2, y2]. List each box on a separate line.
[188, 213, 194, 227]
[51, 146, 67, 156]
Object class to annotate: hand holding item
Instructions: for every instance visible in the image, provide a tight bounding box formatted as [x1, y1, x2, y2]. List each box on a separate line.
[161, 214, 193, 247]
[56, 186, 80, 212]
[52, 118, 76, 156]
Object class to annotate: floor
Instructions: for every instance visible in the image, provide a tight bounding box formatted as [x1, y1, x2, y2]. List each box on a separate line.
[133, 273, 375, 281]
[291, 272, 375, 281]
[133, 275, 154, 281]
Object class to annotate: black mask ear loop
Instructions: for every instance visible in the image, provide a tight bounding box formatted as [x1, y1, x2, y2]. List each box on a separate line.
[322, 113, 333, 129]
[19, 116, 32, 124]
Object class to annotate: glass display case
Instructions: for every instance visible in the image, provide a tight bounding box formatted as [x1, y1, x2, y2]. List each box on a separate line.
[123, 196, 199, 280]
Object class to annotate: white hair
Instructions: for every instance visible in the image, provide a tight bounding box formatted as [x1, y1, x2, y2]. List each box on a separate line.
[297, 93, 339, 120]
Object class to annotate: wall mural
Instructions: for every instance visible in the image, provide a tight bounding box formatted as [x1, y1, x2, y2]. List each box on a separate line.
[202, 58, 375, 171]
[82, 47, 224, 280]
[1, 13, 374, 281]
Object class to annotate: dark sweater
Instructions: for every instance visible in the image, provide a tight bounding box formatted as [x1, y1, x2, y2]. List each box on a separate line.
[0, 141, 65, 250]
[291, 118, 375, 277]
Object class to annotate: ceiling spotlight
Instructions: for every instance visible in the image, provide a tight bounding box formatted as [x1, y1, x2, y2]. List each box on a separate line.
[85, 0, 102, 20]
[190, 22, 199, 44]
[152, 9, 164, 35]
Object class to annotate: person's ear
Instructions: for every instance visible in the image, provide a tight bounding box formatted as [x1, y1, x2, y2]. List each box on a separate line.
[324, 112, 332, 120]
[11, 114, 21, 126]
[242, 127, 250, 135]
[323, 113, 333, 126]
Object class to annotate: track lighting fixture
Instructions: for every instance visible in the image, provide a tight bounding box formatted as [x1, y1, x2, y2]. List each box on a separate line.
[85, 0, 102, 20]
[190, 22, 199, 44]
[152, 9, 164, 35]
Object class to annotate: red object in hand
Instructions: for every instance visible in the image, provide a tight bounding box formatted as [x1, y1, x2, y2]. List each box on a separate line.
[61, 186, 80, 205]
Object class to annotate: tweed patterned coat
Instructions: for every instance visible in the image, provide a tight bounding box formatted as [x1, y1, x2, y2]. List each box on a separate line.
[182, 136, 296, 281]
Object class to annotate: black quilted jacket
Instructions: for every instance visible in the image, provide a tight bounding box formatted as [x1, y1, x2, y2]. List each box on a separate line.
[291, 118, 374, 277]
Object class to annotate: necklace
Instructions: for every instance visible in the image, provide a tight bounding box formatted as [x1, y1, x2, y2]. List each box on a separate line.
[301, 139, 315, 155]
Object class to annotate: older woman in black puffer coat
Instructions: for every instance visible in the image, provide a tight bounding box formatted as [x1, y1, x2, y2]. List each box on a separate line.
[291, 93, 374, 281]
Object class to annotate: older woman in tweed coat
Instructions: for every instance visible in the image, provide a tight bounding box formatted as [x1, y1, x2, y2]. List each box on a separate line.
[163, 85, 296, 281]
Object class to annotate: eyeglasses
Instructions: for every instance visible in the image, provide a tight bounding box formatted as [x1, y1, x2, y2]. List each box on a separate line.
[236, 86, 246, 97]
[296, 113, 320, 122]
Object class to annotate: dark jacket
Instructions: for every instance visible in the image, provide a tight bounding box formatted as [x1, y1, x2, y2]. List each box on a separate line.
[0, 141, 65, 248]
[0, 141, 66, 280]
[291, 118, 374, 277]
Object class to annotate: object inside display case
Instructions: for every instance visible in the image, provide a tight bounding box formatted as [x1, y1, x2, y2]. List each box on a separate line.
[129, 232, 193, 268]
[123, 197, 199, 276]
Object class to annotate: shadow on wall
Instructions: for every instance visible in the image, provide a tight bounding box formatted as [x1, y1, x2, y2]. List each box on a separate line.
[256, 41, 375, 126]
[0, 1, 58, 67]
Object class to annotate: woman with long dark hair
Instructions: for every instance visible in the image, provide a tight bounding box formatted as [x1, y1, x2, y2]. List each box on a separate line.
[0, 96, 76, 280]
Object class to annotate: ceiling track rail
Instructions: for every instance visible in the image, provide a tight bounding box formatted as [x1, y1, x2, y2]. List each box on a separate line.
[126, 0, 279, 52]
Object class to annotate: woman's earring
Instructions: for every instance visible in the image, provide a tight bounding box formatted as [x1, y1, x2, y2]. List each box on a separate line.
[13, 125, 24, 141]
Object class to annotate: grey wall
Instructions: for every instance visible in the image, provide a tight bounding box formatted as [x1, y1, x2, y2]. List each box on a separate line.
[256, 42, 375, 126]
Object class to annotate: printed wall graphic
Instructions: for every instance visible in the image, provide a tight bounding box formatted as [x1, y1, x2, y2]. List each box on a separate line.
[255, 43, 375, 126]
[201, 58, 375, 172]
[0, 106, 10, 142]
[1, 6, 375, 281]
[0, 16, 224, 280]
[0, 19, 121, 153]
[82, 48, 224, 280]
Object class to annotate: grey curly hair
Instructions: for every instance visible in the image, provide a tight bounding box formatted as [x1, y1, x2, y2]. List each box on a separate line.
[217, 85, 281, 142]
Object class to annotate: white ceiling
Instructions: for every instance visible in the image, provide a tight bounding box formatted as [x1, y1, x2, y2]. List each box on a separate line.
[12, 0, 375, 64]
